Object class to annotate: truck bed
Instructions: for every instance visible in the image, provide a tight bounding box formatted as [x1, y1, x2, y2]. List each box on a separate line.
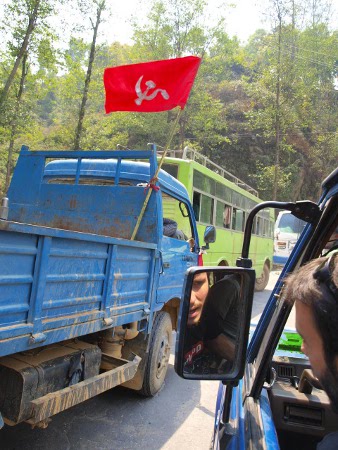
[0, 218, 157, 357]
[0, 148, 165, 357]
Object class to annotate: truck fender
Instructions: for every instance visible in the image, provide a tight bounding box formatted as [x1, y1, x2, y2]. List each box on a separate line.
[162, 297, 180, 331]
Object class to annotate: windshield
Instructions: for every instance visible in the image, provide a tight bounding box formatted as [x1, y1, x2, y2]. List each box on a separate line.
[278, 213, 306, 234]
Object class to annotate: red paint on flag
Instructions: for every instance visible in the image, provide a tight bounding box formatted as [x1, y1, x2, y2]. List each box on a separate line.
[104, 56, 201, 113]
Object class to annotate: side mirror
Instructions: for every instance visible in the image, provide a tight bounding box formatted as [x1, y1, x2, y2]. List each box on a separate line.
[175, 267, 255, 381]
[202, 226, 216, 250]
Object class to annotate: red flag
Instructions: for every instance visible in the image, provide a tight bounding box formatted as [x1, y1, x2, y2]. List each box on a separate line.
[104, 56, 201, 113]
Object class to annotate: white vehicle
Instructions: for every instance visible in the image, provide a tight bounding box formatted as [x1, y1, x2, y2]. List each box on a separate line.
[273, 210, 306, 265]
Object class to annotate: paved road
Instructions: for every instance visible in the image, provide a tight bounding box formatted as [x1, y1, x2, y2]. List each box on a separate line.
[0, 271, 284, 450]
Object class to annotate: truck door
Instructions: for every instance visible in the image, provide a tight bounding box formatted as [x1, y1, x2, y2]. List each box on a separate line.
[157, 192, 198, 304]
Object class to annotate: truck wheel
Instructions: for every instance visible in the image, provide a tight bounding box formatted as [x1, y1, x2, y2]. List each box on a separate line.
[255, 264, 270, 291]
[139, 311, 172, 397]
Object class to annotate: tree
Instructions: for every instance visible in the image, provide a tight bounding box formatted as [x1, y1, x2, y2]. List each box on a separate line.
[239, 0, 338, 200]
[73, 0, 108, 150]
[4, 52, 28, 192]
[0, 0, 57, 109]
[130, 0, 231, 150]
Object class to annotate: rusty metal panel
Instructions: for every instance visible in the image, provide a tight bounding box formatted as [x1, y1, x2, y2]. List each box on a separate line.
[27, 355, 141, 424]
[0, 341, 101, 424]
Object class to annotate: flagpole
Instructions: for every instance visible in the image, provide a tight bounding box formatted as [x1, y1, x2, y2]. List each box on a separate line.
[131, 108, 183, 241]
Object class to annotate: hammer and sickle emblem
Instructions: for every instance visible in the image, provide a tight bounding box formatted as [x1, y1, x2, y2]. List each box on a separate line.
[135, 76, 170, 105]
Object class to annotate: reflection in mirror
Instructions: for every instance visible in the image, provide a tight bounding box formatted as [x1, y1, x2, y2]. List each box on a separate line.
[183, 270, 245, 377]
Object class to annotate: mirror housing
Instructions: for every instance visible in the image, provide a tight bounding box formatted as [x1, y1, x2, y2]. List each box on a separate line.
[204, 226, 216, 244]
[202, 226, 216, 250]
[175, 266, 255, 381]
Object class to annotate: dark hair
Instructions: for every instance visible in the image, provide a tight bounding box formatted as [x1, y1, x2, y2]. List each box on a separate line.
[284, 254, 338, 371]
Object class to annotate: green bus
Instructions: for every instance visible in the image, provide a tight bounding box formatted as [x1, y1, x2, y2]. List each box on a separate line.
[160, 147, 274, 291]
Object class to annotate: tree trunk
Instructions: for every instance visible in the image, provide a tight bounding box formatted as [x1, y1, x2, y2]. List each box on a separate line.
[273, 3, 282, 201]
[5, 53, 28, 193]
[291, 166, 305, 201]
[0, 0, 40, 110]
[73, 2, 105, 150]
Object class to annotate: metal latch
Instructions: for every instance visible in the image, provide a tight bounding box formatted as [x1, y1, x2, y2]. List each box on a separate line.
[29, 333, 47, 344]
[103, 317, 113, 326]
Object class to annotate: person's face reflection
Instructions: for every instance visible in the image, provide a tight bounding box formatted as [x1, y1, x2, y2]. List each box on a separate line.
[188, 272, 209, 326]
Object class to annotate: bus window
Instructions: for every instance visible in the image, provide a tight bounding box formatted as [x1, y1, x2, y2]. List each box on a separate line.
[252, 217, 257, 235]
[193, 191, 201, 221]
[216, 201, 231, 228]
[200, 194, 214, 225]
[223, 205, 232, 228]
[263, 219, 268, 237]
[241, 211, 246, 231]
[256, 217, 261, 235]
[232, 208, 244, 231]
[161, 163, 178, 179]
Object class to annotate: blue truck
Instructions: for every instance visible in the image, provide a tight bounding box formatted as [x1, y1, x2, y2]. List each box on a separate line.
[175, 168, 338, 449]
[0, 144, 215, 429]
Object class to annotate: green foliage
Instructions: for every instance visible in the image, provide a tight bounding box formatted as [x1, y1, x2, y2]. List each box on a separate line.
[0, 0, 336, 201]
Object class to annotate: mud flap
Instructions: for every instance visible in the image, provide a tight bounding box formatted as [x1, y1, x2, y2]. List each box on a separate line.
[26, 355, 141, 425]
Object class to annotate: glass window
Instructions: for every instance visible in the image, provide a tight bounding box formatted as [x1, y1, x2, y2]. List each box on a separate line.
[193, 191, 201, 221]
[263, 219, 268, 236]
[232, 208, 245, 231]
[193, 170, 204, 191]
[233, 192, 246, 209]
[216, 201, 232, 228]
[241, 211, 246, 231]
[278, 213, 306, 234]
[252, 217, 257, 235]
[246, 198, 257, 211]
[215, 182, 225, 199]
[162, 192, 193, 240]
[193, 170, 215, 195]
[215, 183, 232, 203]
[200, 194, 214, 224]
[204, 177, 216, 196]
[270, 221, 274, 238]
[161, 163, 178, 179]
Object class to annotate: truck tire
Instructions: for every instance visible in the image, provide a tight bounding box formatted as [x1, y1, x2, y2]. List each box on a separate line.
[139, 311, 172, 397]
[255, 264, 270, 291]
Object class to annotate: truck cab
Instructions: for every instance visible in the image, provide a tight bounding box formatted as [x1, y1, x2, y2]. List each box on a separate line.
[175, 167, 338, 449]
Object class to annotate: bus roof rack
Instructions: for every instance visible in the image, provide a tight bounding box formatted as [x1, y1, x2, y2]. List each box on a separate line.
[158, 146, 258, 197]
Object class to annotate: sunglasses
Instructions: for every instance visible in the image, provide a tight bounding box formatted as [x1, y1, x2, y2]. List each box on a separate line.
[313, 254, 338, 300]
